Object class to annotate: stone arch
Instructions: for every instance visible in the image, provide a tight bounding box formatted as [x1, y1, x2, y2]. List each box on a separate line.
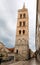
[17, 39, 22, 45]
[22, 38, 26, 45]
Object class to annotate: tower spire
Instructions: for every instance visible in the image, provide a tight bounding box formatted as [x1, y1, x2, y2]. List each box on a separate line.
[23, 3, 25, 8]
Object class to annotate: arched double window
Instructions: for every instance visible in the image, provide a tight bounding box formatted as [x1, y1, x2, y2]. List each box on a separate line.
[19, 30, 21, 34]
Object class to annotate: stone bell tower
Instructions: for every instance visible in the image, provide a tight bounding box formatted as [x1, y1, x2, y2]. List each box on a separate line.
[14, 3, 29, 60]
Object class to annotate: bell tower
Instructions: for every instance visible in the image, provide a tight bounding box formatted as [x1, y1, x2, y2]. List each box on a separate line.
[14, 3, 29, 60]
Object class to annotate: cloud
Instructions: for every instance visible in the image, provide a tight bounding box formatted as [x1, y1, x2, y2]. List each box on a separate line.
[0, 18, 15, 48]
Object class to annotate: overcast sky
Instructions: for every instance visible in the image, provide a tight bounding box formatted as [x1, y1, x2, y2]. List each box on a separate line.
[0, 0, 37, 51]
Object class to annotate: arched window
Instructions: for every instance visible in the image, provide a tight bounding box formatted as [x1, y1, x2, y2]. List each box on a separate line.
[20, 14, 22, 18]
[19, 30, 21, 34]
[23, 21, 25, 26]
[23, 13, 26, 18]
[20, 22, 22, 26]
[23, 30, 25, 34]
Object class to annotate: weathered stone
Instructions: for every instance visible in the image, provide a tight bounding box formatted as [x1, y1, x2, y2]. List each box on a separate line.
[36, 0, 40, 61]
[14, 3, 29, 60]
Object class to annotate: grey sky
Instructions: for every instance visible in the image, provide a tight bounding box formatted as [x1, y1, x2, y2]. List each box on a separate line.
[0, 0, 37, 51]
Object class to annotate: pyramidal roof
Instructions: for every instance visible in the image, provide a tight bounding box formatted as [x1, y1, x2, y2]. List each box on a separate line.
[23, 3, 25, 9]
[18, 3, 28, 12]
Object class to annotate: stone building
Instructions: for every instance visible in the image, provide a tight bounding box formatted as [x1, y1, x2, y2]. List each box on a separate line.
[14, 3, 29, 60]
[0, 42, 10, 53]
[36, 0, 40, 50]
[36, 0, 40, 61]
[0, 42, 9, 60]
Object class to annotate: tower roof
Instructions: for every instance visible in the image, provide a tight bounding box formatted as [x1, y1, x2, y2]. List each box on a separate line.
[23, 3, 25, 9]
[18, 3, 28, 12]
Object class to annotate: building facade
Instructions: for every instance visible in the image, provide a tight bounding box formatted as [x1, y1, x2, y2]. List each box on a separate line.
[36, 0, 40, 61]
[0, 42, 8, 60]
[36, 0, 40, 50]
[14, 4, 29, 60]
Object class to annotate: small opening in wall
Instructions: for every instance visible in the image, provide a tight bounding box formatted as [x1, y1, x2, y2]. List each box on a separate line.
[23, 30, 25, 34]
[23, 13, 26, 18]
[20, 14, 22, 18]
[23, 21, 25, 26]
[19, 30, 21, 34]
[20, 22, 22, 26]
[16, 50, 18, 54]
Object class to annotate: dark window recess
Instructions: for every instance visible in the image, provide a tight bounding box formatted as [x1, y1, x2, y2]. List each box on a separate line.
[16, 50, 18, 54]
[23, 14, 26, 18]
[20, 14, 22, 18]
[23, 22, 25, 26]
[23, 30, 25, 34]
[20, 22, 22, 26]
[19, 30, 21, 34]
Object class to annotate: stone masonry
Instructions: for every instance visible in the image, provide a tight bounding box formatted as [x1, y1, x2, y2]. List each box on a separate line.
[14, 3, 29, 60]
